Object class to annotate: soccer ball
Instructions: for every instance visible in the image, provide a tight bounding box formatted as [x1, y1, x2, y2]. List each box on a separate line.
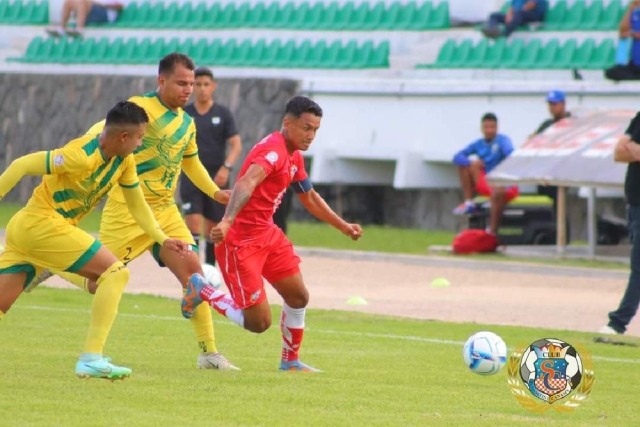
[462, 331, 507, 375]
[201, 263, 222, 289]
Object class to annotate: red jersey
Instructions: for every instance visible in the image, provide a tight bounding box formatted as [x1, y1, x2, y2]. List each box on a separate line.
[229, 131, 307, 238]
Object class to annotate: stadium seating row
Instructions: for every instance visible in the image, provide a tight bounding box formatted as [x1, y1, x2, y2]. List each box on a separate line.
[12, 36, 390, 69]
[416, 38, 616, 70]
[509, 0, 626, 32]
[0, 0, 47, 24]
[102, 1, 449, 31]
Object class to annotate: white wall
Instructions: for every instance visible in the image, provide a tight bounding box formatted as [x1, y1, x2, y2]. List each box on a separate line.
[301, 78, 640, 193]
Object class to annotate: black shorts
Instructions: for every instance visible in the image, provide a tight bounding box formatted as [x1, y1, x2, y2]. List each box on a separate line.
[180, 167, 228, 223]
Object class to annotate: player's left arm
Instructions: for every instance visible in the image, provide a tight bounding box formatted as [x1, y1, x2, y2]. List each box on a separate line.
[181, 155, 228, 204]
[294, 179, 362, 241]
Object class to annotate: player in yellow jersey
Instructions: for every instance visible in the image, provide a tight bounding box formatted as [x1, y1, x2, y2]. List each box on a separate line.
[27, 53, 239, 370]
[0, 101, 191, 379]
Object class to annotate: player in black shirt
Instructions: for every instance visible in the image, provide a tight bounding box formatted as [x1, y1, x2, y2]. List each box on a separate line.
[181, 67, 242, 266]
[599, 111, 640, 335]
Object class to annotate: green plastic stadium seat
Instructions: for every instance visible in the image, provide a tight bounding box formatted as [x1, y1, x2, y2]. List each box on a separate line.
[461, 38, 489, 69]
[112, 2, 137, 27]
[598, 1, 622, 31]
[74, 38, 98, 63]
[564, 1, 586, 31]
[314, 40, 341, 68]
[0, 0, 9, 23]
[188, 38, 209, 64]
[543, 0, 567, 30]
[316, 2, 339, 30]
[141, 3, 163, 28]
[157, 2, 178, 28]
[497, 39, 524, 69]
[511, 39, 539, 69]
[244, 2, 265, 28]
[228, 39, 252, 66]
[582, 0, 603, 31]
[249, 39, 278, 67]
[304, 2, 325, 29]
[20, 36, 45, 62]
[484, 38, 509, 69]
[378, 2, 400, 30]
[361, 1, 384, 30]
[347, 2, 369, 30]
[333, 39, 357, 68]
[395, 1, 417, 31]
[446, 39, 473, 68]
[192, 3, 215, 29]
[407, 2, 433, 31]
[350, 40, 373, 68]
[30, 0, 48, 24]
[532, 39, 560, 69]
[288, 2, 309, 29]
[125, 2, 151, 27]
[216, 39, 238, 65]
[161, 37, 180, 58]
[260, 2, 280, 28]
[430, 1, 449, 28]
[368, 41, 389, 68]
[431, 39, 455, 68]
[101, 37, 124, 64]
[117, 38, 138, 64]
[573, 38, 595, 69]
[215, 3, 236, 29]
[275, 2, 296, 26]
[289, 40, 311, 68]
[303, 40, 326, 68]
[592, 39, 615, 69]
[330, 1, 352, 30]
[269, 40, 296, 67]
[230, 2, 250, 29]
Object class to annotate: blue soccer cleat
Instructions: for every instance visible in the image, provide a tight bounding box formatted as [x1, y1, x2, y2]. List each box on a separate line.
[279, 359, 322, 372]
[181, 273, 207, 319]
[75, 356, 132, 380]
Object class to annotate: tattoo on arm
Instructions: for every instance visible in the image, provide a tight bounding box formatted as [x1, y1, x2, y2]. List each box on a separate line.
[223, 183, 253, 223]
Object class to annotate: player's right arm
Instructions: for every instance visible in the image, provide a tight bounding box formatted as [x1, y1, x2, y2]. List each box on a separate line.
[0, 145, 87, 199]
[452, 141, 477, 167]
[615, 113, 640, 163]
[209, 164, 267, 243]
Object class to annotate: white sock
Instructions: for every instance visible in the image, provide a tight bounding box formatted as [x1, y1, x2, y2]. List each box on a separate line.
[281, 303, 306, 362]
[201, 286, 245, 328]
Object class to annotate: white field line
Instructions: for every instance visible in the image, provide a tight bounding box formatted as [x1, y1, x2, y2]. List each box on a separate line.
[16, 305, 640, 365]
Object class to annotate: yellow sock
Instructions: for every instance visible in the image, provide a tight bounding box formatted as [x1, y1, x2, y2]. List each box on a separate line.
[0, 309, 4, 321]
[57, 271, 90, 292]
[84, 262, 129, 354]
[187, 288, 217, 354]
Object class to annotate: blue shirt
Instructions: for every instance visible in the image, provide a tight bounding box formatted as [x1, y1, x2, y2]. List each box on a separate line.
[512, 0, 547, 13]
[631, 9, 640, 66]
[452, 134, 514, 173]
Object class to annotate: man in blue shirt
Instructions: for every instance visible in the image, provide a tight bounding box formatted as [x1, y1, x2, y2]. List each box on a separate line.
[605, 0, 640, 81]
[482, 0, 547, 39]
[452, 113, 518, 235]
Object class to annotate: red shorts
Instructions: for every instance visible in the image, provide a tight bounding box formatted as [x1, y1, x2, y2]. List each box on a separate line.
[215, 226, 301, 309]
[475, 169, 519, 202]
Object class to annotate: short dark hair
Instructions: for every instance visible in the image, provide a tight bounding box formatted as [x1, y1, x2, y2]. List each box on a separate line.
[158, 52, 195, 76]
[105, 101, 149, 127]
[482, 112, 498, 123]
[195, 67, 214, 80]
[285, 96, 323, 118]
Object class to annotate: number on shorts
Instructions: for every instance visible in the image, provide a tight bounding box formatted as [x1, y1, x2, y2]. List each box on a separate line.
[124, 247, 132, 262]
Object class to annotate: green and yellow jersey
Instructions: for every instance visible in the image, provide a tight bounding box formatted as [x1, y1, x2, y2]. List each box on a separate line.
[86, 92, 198, 209]
[24, 134, 138, 226]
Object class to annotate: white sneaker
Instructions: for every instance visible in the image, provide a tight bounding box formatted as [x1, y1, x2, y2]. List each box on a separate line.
[197, 352, 240, 371]
[598, 326, 621, 335]
[24, 269, 53, 293]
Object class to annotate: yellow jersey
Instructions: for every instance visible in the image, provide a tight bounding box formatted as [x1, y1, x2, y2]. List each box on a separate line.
[86, 92, 198, 209]
[24, 133, 139, 226]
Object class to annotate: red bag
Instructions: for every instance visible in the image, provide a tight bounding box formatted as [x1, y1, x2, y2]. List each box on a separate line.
[452, 229, 498, 254]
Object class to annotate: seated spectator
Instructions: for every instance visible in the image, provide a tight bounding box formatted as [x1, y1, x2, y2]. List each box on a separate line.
[531, 90, 571, 212]
[605, 0, 640, 82]
[46, 0, 125, 38]
[452, 113, 518, 236]
[482, 0, 548, 39]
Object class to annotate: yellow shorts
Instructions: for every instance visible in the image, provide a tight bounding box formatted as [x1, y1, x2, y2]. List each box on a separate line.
[0, 209, 101, 287]
[99, 197, 196, 266]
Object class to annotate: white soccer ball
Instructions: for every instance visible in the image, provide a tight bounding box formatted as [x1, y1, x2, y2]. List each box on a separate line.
[462, 331, 507, 375]
[201, 263, 222, 289]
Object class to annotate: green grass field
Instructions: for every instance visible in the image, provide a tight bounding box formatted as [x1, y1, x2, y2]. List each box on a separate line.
[0, 204, 628, 271]
[2, 288, 639, 427]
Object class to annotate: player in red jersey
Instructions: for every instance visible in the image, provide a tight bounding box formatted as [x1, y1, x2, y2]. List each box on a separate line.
[180, 96, 362, 371]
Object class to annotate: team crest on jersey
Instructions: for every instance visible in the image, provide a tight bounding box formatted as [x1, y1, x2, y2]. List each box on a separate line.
[250, 290, 261, 302]
[54, 155, 64, 166]
[265, 151, 279, 165]
[291, 165, 298, 177]
[211, 116, 221, 126]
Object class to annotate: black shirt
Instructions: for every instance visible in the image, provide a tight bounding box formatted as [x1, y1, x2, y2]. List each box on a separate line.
[534, 112, 572, 135]
[624, 112, 640, 206]
[183, 103, 238, 171]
